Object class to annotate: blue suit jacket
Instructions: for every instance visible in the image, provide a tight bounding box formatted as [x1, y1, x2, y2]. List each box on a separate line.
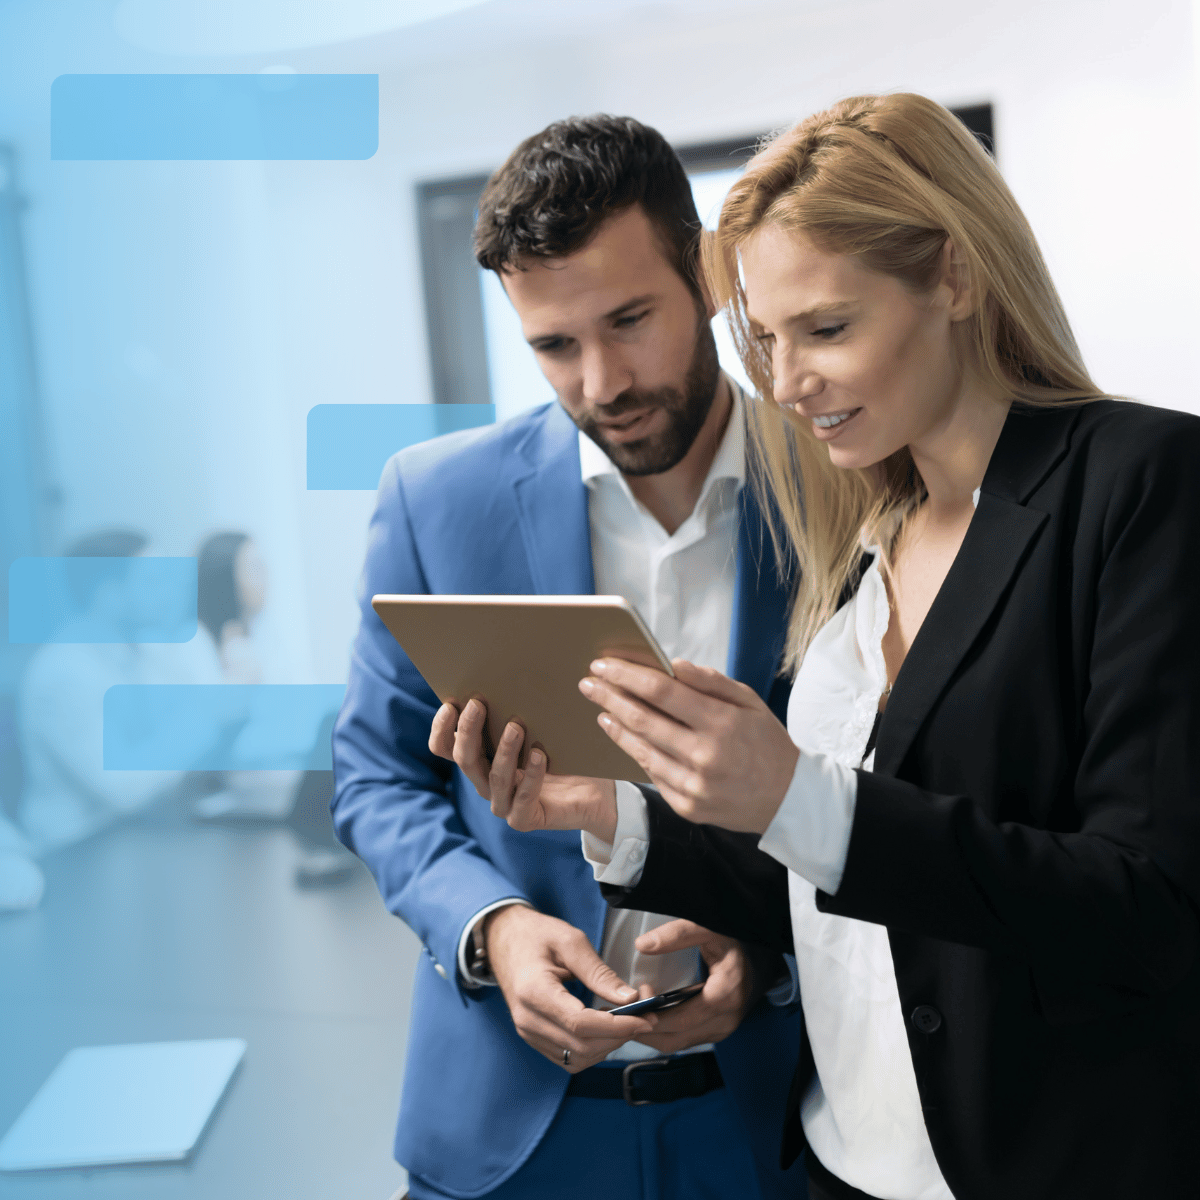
[332, 402, 807, 1198]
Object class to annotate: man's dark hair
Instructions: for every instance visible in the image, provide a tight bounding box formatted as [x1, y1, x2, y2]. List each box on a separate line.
[473, 115, 702, 296]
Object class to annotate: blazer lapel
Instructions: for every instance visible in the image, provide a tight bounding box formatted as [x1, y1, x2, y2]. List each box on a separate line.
[727, 485, 791, 700]
[511, 404, 596, 596]
[874, 405, 1078, 776]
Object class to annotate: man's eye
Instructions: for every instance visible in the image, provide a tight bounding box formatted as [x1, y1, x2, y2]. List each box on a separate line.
[814, 323, 847, 339]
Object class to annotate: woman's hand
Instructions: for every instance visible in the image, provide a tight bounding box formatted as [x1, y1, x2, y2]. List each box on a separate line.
[428, 699, 618, 843]
[578, 658, 799, 834]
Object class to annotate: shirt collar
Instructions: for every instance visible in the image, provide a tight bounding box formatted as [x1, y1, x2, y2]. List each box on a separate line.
[578, 372, 747, 495]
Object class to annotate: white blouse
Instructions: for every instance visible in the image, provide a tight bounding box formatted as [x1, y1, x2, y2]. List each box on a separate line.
[765, 551, 954, 1199]
[586, 545, 961, 1199]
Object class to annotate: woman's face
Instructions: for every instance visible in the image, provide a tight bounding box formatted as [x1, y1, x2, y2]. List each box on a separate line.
[740, 224, 968, 471]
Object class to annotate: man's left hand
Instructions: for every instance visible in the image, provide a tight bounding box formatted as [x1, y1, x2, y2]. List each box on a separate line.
[630, 919, 773, 1054]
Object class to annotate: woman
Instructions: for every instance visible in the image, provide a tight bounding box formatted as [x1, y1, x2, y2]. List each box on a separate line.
[435, 94, 1200, 1198]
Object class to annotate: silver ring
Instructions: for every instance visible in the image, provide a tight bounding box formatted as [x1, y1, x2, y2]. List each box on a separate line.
[562, 1048, 571, 1067]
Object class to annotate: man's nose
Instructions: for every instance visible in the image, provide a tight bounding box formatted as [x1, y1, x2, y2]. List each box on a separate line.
[580, 342, 632, 407]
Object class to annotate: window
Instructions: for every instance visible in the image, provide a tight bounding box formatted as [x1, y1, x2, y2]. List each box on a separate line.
[419, 107, 994, 414]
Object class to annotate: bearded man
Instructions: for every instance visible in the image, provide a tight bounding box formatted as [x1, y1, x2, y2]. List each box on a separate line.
[332, 115, 807, 1200]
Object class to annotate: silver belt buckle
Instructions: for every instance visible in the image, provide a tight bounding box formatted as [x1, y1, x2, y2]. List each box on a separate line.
[621, 1056, 674, 1106]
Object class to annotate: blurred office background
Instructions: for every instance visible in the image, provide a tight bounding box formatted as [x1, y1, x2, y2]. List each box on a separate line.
[0, 0, 1197, 1196]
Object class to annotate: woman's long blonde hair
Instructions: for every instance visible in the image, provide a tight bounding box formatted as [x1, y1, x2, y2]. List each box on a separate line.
[703, 93, 1105, 671]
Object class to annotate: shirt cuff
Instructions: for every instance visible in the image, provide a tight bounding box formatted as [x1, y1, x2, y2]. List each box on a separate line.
[457, 897, 533, 988]
[581, 781, 651, 887]
[765, 953, 800, 1007]
[757, 750, 858, 895]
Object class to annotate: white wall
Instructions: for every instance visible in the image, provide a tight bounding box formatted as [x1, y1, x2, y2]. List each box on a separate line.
[1, 0, 1197, 685]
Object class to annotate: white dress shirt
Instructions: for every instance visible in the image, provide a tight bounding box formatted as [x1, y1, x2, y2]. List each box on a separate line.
[586, 525, 974, 1195]
[459, 378, 747, 1062]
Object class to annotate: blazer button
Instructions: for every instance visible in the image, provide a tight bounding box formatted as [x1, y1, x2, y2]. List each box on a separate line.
[911, 1005, 942, 1034]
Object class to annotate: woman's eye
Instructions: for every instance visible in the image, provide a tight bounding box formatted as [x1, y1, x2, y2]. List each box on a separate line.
[533, 338, 569, 354]
[813, 323, 847, 340]
[614, 311, 648, 329]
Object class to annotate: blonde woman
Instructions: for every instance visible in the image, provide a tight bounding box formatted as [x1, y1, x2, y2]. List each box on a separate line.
[435, 94, 1200, 1199]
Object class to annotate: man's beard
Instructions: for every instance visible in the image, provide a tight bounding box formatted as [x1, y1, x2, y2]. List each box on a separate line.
[574, 309, 722, 477]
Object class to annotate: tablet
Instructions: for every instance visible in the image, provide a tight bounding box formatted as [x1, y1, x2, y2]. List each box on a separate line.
[371, 595, 673, 783]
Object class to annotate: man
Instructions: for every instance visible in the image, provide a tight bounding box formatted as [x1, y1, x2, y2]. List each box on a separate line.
[332, 115, 806, 1199]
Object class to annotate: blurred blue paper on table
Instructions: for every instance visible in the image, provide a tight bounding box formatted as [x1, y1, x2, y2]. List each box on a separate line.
[103, 683, 346, 770]
[7, 557, 198, 644]
[0, 1039, 246, 1171]
[50, 74, 378, 160]
[307, 403, 495, 489]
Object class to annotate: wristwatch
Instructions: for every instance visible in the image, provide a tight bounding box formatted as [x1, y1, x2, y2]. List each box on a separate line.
[469, 915, 497, 985]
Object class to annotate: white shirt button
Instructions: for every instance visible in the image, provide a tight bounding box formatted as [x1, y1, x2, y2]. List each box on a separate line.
[628, 847, 644, 865]
[434, 962, 449, 980]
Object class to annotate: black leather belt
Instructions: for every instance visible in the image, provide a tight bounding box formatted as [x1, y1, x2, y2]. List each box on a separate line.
[565, 1052, 724, 1106]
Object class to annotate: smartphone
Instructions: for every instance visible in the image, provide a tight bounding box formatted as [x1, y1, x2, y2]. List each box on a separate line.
[607, 981, 705, 1017]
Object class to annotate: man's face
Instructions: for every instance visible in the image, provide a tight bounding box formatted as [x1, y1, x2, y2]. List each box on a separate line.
[500, 206, 720, 476]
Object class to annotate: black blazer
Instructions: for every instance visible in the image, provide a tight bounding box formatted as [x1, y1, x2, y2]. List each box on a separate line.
[605, 400, 1200, 1200]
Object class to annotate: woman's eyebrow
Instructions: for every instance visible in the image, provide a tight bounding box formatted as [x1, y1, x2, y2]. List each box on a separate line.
[748, 300, 858, 328]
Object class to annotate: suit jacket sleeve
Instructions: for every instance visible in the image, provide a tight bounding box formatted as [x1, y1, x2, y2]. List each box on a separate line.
[331, 457, 531, 998]
[820, 416, 1200, 1021]
[601, 786, 794, 954]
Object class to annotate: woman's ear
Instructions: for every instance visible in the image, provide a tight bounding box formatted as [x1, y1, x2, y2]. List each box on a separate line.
[937, 237, 975, 321]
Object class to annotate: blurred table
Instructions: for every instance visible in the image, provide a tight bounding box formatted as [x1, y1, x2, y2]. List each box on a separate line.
[0, 808, 418, 1199]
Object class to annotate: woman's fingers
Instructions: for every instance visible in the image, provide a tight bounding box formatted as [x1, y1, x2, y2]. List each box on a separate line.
[581, 677, 702, 766]
[594, 713, 699, 800]
[669, 658, 762, 707]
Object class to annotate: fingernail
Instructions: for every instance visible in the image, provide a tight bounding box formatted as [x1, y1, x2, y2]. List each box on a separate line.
[618, 987, 636, 1000]
[578, 678, 594, 696]
[597, 713, 613, 730]
[530, 749, 544, 767]
[590, 659, 612, 675]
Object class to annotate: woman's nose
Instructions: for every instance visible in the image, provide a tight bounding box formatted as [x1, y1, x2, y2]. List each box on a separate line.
[772, 352, 822, 408]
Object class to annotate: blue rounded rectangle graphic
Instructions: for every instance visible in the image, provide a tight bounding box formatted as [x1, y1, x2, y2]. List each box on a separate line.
[8, 557, 198, 644]
[306, 404, 496, 490]
[50, 74, 378, 161]
[103, 684, 346, 771]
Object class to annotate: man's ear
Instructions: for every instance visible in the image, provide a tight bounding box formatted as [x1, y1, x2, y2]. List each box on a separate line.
[938, 237, 975, 321]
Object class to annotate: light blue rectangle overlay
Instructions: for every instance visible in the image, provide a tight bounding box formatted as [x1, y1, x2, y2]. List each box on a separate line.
[8, 557, 198, 644]
[104, 684, 346, 771]
[51, 74, 378, 161]
[307, 403, 496, 490]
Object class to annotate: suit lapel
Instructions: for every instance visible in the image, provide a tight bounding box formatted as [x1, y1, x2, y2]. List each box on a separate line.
[874, 404, 1077, 776]
[510, 405, 596, 596]
[727, 486, 791, 701]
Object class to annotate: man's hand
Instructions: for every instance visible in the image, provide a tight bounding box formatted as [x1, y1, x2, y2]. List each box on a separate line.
[485, 904, 658, 1072]
[630, 919, 775, 1054]
[429, 699, 618, 843]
